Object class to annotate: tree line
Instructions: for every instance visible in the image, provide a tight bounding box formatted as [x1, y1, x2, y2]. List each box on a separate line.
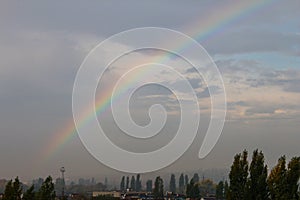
[216, 149, 300, 200]
[119, 172, 216, 199]
[2, 176, 56, 200]
[120, 174, 142, 192]
[2, 149, 299, 199]
[119, 150, 300, 200]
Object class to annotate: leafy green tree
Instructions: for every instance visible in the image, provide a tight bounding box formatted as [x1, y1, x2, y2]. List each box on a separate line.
[268, 156, 287, 199]
[3, 177, 22, 200]
[286, 157, 300, 200]
[248, 149, 268, 200]
[192, 180, 200, 199]
[36, 176, 55, 200]
[178, 173, 185, 194]
[216, 181, 224, 200]
[199, 179, 215, 197]
[130, 176, 136, 191]
[120, 176, 125, 191]
[169, 174, 176, 193]
[23, 185, 35, 200]
[186, 179, 192, 198]
[268, 156, 300, 200]
[136, 174, 142, 192]
[146, 180, 152, 192]
[186, 179, 200, 199]
[153, 176, 164, 199]
[228, 150, 248, 200]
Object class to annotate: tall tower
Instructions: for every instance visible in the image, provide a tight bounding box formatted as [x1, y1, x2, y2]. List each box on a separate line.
[60, 167, 65, 199]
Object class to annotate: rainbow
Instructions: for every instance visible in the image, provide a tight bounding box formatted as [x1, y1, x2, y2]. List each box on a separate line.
[42, 0, 277, 160]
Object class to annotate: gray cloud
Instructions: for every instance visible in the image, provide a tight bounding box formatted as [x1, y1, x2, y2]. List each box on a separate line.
[215, 58, 300, 93]
[245, 107, 277, 116]
[227, 101, 249, 110]
[197, 86, 221, 99]
[205, 30, 300, 56]
[247, 69, 300, 93]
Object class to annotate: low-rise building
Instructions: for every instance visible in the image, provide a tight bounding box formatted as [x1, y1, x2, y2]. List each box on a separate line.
[92, 191, 121, 198]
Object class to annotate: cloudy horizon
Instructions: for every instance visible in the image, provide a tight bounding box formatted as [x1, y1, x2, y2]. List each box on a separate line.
[0, 0, 299, 182]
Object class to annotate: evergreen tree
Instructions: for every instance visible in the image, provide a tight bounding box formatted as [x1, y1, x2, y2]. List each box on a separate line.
[216, 181, 224, 200]
[126, 176, 129, 190]
[12, 177, 22, 200]
[120, 176, 125, 191]
[130, 176, 136, 191]
[248, 150, 268, 200]
[3, 180, 14, 200]
[228, 150, 248, 200]
[136, 174, 142, 192]
[3, 177, 22, 200]
[153, 176, 164, 199]
[146, 180, 152, 192]
[36, 176, 55, 200]
[23, 185, 35, 200]
[184, 175, 189, 187]
[169, 174, 176, 193]
[192, 173, 199, 183]
[178, 173, 185, 194]
[224, 181, 229, 200]
[186, 179, 192, 198]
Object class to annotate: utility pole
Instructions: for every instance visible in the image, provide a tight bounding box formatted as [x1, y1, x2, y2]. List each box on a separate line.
[60, 167, 65, 199]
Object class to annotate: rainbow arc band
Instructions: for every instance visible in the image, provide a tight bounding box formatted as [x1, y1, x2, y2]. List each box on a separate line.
[72, 27, 224, 173]
[42, 0, 276, 161]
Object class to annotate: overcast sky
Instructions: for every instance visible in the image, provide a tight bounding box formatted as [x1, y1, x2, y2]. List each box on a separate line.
[0, 0, 300, 182]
